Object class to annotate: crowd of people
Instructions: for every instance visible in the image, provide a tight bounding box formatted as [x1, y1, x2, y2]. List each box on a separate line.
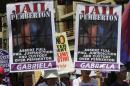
[0, 65, 129, 86]
[33, 63, 130, 86]
[0, 0, 130, 86]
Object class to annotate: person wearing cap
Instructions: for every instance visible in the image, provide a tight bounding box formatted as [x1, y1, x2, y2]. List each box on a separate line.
[89, 70, 103, 86]
[89, 71, 97, 79]
[37, 70, 66, 86]
[72, 70, 98, 86]
[111, 65, 129, 86]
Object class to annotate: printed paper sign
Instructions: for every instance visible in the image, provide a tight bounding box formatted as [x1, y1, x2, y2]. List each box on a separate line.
[74, 4, 122, 71]
[56, 32, 74, 74]
[6, 1, 56, 72]
[0, 50, 9, 72]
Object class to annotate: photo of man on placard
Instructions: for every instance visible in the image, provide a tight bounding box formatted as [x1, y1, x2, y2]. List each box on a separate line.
[78, 20, 118, 49]
[12, 17, 53, 52]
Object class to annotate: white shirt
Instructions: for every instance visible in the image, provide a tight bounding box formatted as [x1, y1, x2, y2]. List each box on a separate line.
[72, 77, 98, 86]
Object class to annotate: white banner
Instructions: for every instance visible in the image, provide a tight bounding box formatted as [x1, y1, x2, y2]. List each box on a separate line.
[56, 32, 74, 74]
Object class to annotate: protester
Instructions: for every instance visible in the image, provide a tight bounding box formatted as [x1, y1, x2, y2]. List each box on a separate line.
[126, 72, 130, 85]
[0, 67, 6, 86]
[60, 74, 70, 86]
[35, 76, 45, 86]
[37, 70, 66, 86]
[111, 65, 129, 86]
[89, 70, 103, 86]
[72, 70, 98, 86]
[89, 71, 97, 79]
[103, 72, 117, 86]
[69, 70, 80, 86]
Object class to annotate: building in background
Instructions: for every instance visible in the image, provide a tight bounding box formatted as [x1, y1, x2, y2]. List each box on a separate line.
[0, 13, 8, 50]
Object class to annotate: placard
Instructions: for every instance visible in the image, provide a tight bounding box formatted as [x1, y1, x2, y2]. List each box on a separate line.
[74, 4, 122, 71]
[6, 1, 56, 72]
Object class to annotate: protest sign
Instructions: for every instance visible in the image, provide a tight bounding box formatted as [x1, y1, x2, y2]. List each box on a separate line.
[56, 32, 74, 74]
[74, 4, 122, 71]
[6, 1, 56, 72]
